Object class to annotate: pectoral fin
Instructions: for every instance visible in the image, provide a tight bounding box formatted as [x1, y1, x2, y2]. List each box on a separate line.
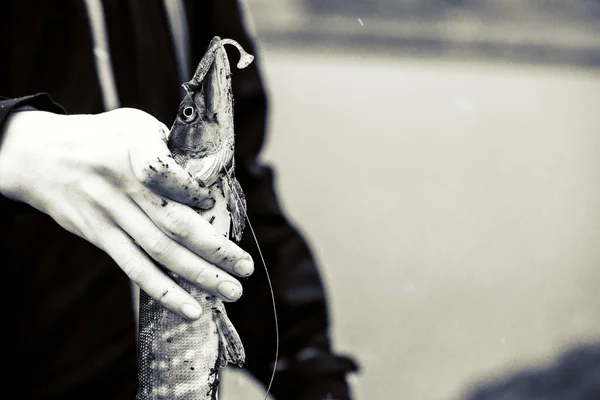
[221, 174, 247, 242]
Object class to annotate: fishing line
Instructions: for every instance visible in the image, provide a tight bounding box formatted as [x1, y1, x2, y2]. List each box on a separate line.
[223, 168, 279, 400]
[193, 97, 279, 400]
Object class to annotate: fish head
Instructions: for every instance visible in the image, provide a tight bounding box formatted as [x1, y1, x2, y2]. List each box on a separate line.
[168, 37, 236, 186]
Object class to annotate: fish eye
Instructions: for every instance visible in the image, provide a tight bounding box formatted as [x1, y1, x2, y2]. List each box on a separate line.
[180, 105, 197, 122]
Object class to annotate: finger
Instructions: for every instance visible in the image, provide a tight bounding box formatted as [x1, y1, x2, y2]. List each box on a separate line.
[128, 127, 215, 210]
[106, 191, 245, 302]
[96, 223, 205, 319]
[133, 186, 254, 277]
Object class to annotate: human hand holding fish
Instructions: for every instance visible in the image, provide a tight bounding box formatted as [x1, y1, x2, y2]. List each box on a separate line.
[0, 105, 254, 320]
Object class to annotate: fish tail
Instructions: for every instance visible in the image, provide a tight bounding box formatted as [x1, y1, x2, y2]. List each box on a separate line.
[214, 307, 245, 368]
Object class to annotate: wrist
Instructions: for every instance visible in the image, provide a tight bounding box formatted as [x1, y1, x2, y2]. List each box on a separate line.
[0, 110, 60, 205]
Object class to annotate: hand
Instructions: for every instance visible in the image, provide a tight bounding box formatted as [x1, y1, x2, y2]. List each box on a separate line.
[0, 108, 254, 319]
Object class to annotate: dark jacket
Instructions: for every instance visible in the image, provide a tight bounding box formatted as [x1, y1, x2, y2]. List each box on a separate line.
[0, 1, 357, 399]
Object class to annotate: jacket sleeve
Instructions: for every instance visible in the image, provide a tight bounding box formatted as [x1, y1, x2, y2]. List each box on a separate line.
[187, 2, 359, 399]
[0, 94, 66, 214]
[0, 94, 66, 128]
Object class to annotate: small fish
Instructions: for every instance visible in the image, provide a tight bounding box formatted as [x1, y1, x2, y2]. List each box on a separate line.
[137, 37, 254, 400]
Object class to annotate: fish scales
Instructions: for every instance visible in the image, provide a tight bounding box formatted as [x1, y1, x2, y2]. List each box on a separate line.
[137, 37, 254, 400]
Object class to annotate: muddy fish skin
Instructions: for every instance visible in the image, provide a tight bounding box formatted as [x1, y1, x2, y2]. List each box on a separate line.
[137, 37, 254, 400]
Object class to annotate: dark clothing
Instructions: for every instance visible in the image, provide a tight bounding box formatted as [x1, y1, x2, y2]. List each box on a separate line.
[0, 1, 357, 399]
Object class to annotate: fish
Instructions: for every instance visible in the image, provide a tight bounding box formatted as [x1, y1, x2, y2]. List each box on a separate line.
[136, 37, 254, 400]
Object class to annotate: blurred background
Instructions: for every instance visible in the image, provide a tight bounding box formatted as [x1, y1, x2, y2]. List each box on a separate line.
[222, 1, 600, 399]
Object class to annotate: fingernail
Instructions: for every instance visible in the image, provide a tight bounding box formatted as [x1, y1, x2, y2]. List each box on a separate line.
[180, 303, 202, 319]
[233, 258, 254, 276]
[217, 281, 242, 302]
[199, 197, 215, 210]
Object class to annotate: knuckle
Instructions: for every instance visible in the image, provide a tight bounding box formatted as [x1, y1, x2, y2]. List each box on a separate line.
[134, 158, 167, 186]
[122, 256, 144, 282]
[212, 245, 228, 263]
[83, 219, 107, 246]
[85, 184, 120, 215]
[123, 180, 146, 201]
[192, 265, 208, 285]
[131, 162, 149, 184]
[163, 207, 193, 240]
[157, 285, 177, 306]
[73, 205, 112, 246]
[91, 164, 123, 187]
[118, 107, 151, 122]
[77, 175, 107, 200]
[211, 240, 235, 266]
[146, 230, 174, 260]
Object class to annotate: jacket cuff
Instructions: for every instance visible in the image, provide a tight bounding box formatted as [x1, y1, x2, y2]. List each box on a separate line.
[0, 93, 66, 129]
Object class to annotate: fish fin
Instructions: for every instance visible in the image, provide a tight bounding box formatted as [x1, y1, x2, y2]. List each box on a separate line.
[214, 306, 245, 368]
[221, 173, 247, 242]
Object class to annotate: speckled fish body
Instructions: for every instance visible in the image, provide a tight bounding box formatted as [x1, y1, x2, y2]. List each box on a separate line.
[137, 37, 253, 400]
